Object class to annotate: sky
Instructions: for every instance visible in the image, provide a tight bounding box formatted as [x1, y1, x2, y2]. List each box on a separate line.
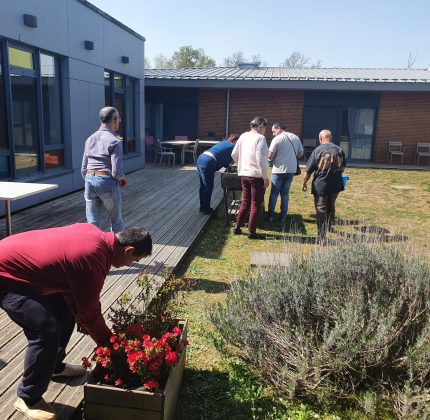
[89, 0, 429, 69]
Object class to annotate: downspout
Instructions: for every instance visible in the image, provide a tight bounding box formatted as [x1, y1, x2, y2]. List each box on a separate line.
[225, 88, 230, 137]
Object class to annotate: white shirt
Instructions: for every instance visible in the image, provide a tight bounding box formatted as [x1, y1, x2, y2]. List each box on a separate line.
[231, 131, 269, 180]
[269, 131, 304, 174]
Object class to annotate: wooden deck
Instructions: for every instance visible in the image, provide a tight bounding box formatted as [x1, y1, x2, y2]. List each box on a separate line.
[0, 164, 223, 419]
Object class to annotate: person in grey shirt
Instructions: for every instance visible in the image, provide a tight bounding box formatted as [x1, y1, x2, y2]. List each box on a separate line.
[268, 122, 304, 223]
[81, 107, 127, 232]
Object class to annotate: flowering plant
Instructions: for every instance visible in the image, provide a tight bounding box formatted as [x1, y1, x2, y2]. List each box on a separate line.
[82, 273, 190, 391]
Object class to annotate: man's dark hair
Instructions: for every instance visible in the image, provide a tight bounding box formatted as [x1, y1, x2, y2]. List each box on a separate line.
[250, 116, 267, 129]
[272, 122, 285, 130]
[99, 106, 118, 124]
[117, 228, 152, 257]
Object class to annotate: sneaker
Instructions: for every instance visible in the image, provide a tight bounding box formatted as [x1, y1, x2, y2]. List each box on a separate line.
[232, 225, 242, 235]
[14, 397, 57, 420]
[52, 363, 86, 378]
[248, 232, 266, 240]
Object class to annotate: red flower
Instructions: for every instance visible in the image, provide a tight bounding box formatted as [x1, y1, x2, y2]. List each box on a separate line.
[81, 357, 92, 368]
[172, 327, 182, 335]
[110, 335, 118, 343]
[144, 379, 160, 390]
[104, 374, 110, 381]
[142, 334, 151, 341]
[113, 343, 120, 351]
[114, 378, 123, 387]
[165, 351, 177, 367]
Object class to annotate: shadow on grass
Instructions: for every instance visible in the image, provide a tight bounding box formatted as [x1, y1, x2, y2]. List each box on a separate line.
[176, 368, 282, 420]
[189, 278, 230, 294]
[261, 213, 307, 235]
[335, 231, 408, 243]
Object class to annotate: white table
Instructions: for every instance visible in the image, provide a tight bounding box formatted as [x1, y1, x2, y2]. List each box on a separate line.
[0, 182, 58, 236]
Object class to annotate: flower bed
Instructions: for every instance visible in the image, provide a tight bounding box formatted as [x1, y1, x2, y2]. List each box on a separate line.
[83, 320, 188, 420]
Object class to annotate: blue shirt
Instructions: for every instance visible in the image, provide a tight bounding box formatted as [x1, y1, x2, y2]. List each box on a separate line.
[81, 128, 124, 179]
[206, 140, 234, 170]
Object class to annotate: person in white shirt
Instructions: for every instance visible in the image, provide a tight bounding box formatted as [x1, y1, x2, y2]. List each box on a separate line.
[231, 116, 269, 240]
[268, 122, 304, 223]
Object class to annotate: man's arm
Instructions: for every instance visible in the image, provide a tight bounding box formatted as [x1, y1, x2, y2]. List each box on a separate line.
[256, 136, 270, 188]
[302, 172, 311, 191]
[111, 142, 127, 187]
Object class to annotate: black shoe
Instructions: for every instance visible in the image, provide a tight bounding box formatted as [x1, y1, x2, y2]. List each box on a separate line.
[200, 208, 216, 215]
[233, 225, 242, 235]
[248, 232, 266, 240]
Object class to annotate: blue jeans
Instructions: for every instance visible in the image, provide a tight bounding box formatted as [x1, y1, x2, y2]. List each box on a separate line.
[84, 174, 124, 232]
[268, 173, 294, 220]
[197, 154, 217, 211]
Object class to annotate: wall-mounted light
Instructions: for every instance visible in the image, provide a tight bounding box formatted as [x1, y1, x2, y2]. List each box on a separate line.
[121, 56, 129, 64]
[84, 41, 94, 50]
[23, 14, 38, 28]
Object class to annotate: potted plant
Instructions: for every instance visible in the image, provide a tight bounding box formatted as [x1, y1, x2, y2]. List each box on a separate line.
[82, 273, 190, 420]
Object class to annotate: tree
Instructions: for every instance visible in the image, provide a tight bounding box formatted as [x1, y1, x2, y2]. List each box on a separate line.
[144, 57, 151, 69]
[280, 51, 321, 68]
[407, 51, 417, 69]
[169, 45, 216, 68]
[153, 53, 171, 69]
[223, 51, 266, 67]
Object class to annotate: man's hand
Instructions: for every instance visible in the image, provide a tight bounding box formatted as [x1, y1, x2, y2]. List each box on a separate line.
[118, 177, 127, 188]
[264, 179, 270, 189]
[302, 183, 307, 192]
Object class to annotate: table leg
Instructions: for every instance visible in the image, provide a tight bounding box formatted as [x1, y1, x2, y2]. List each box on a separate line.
[181, 146, 185, 165]
[5, 200, 12, 236]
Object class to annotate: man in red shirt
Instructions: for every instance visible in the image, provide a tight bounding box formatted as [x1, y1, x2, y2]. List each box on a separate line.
[0, 223, 152, 420]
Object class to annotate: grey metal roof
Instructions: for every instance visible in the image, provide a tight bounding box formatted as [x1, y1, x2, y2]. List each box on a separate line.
[144, 67, 430, 92]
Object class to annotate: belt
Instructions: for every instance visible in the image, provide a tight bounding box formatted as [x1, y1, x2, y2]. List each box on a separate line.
[86, 170, 110, 175]
[203, 151, 217, 162]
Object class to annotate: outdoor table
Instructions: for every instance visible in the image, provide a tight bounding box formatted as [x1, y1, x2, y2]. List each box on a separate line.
[198, 140, 219, 147]
[0, 181, 58, 236]
[161, 140, 195, 165]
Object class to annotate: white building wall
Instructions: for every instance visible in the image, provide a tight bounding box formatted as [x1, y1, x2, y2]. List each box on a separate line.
[0, 0, 146, 212]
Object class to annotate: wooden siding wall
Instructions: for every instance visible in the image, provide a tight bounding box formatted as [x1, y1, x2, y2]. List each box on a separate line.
[198, 89, 304, 141]
[375, 92, 430, 163]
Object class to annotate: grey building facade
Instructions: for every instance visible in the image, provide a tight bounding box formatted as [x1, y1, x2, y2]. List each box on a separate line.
[0, 0, 146, 214]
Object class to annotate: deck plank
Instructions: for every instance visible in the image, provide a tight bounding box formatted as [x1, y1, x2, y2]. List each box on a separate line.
[0, 164, 224, 419]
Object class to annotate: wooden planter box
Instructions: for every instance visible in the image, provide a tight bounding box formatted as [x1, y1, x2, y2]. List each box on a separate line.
[83, 320, 188, 420]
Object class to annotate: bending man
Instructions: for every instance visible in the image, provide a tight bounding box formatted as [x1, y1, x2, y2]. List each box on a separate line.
[0, 223, 152, 420]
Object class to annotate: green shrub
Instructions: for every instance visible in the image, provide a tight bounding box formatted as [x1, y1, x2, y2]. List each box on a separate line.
[211, 243, 430, 418]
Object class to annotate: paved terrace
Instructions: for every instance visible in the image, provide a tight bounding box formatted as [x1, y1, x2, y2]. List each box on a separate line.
[0, 164, 222, 419]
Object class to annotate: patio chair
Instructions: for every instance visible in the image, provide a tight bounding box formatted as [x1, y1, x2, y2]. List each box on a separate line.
[387, 141, 404, 164]
[302, 138, 317, 160]
[154, 138, 175, 166]
[184, 139, 200, 164]
[416, 143, 430, 165]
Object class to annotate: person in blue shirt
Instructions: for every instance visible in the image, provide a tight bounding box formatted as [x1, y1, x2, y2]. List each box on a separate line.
[197, 134, 239, 214]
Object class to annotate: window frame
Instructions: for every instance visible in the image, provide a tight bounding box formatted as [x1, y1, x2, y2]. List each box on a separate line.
[0, 39, 64, 179]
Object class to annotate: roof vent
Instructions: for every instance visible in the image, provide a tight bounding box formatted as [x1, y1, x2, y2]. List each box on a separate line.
[237, 62, 260, 70]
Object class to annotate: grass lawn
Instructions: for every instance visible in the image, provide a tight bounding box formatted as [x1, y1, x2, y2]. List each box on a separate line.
[174, 167, 430, 419]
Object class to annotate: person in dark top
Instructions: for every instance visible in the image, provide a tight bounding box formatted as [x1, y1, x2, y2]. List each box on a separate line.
[302, 129, 346, 240]
[196, 134, 239, 214]
[0, 223, 152, 420]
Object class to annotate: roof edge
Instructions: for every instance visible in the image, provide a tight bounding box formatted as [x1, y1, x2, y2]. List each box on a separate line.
[76, 0, 146, 41]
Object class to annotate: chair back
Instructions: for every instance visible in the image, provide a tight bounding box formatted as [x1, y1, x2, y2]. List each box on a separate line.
[145, 135, 154, 145]
[175, 135, 188, 140]
[154, 138, 163, 152]
[389, 141, 403, 152]
[193, 139, 200, 160]
[303, 138, 316, 148]
[417, 142, 430, 152]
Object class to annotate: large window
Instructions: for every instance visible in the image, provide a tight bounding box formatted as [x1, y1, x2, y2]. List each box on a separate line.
[0, 43, 63, 179]
[41, 53, 63, 169]
[104, 69, 136, 154]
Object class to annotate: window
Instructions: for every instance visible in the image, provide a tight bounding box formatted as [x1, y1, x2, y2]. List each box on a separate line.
[0, 46, 10, 179]
[1, 43, 64, 179]
[104, 69, 137, 154]
[41, 53, 63, 169]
